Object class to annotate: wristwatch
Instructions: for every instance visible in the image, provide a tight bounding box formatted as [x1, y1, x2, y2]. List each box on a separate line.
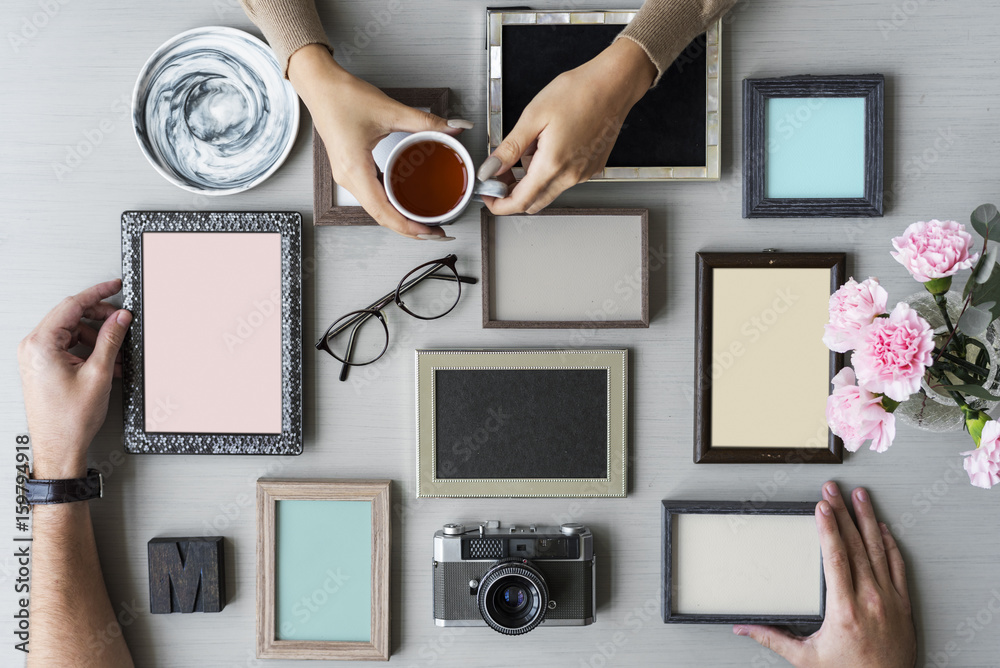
[26, 469, 103, 505]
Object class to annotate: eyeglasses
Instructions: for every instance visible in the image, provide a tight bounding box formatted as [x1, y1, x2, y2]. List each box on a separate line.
[316, 254, 476, 381]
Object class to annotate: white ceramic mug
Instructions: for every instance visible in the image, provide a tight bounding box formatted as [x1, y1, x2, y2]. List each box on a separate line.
[373, 130, 507, 226]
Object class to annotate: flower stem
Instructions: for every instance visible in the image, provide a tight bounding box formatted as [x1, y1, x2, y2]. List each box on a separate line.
[933, 292, 957, 336]
[936, 350, 991, 379]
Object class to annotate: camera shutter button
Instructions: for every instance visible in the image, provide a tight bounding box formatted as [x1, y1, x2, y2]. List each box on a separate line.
[443, 523, 464, 535]
[560, 523, 585, 536]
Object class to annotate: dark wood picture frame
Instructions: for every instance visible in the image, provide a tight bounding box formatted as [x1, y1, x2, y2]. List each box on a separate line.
[313, 88, 450, 225]
[121, 211, 303, 455]
[481, 208, 649, 329]
[661, 500, 826, 625]
[742, 74, 884, 218]
[694, 252, 845, 464]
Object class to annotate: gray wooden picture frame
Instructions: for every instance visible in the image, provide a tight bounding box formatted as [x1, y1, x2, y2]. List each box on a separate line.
[313, 88, 450, 225]
[481, 208, 649, 329]
[121, 211, 303, 455]
[742, 74, 885, 218]
[661, 500, 826, 625]
[415, 349, 628, 498]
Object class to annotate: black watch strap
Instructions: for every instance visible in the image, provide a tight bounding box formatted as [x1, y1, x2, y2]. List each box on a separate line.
[26, 469, 103, 505]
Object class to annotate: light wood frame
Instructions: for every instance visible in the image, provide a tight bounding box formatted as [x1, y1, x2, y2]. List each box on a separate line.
[694, 252, 845, 464]
[313, 88, 450, 225]
[256, 479, 391, 661]
[481, 208, 650, 328]
[487, 9, 721, 181]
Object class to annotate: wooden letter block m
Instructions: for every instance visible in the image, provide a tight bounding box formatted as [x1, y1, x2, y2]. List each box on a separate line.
[148, 537, 226, 613]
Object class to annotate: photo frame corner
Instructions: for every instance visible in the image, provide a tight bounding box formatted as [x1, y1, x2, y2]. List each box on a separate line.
[313, 88, 451, 226]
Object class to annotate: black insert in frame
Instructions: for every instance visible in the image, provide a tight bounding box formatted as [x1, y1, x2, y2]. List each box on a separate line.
[433, 369, 609, 479]
[501, 25, 708, 168]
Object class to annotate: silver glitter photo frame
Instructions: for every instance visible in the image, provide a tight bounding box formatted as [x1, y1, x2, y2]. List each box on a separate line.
[415, 349, 628, 497]
[121, 211, 303, 455]
[487, 9, 721, 181]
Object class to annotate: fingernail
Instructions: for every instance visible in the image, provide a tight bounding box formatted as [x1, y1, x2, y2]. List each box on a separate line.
[818, 500, 832, 516]
[417, 234, 455, 241]
[733, 626, 749, 636]
[116, 310, 132, 326]
[477, 156, 501, 182]
[447, 118, 474, 130]
[879, 522, 889, 535]
[824, 481, 840, 496]
[855, 488, 869, 503]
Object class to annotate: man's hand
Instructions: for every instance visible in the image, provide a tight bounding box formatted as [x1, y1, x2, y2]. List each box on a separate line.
[735, 482, 917, 668]
[17, 279, 132, 479]
[290, 44, 470, 241]
[480, 37, 656, 215]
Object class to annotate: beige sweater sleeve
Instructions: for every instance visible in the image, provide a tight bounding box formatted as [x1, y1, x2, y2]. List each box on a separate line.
[240, 0, 331, 78]
[618, 0, 739, 85]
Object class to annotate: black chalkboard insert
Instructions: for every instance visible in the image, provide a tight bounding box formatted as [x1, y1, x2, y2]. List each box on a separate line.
[434, 369, 609, 479]
[501, 24, 707, 168]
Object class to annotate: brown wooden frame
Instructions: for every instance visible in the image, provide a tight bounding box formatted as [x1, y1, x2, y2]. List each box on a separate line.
[481, 208, 650, 329]
[694, 252, 845, 464]
[256, 479, 391, 661]
[313, 88, 450, 225]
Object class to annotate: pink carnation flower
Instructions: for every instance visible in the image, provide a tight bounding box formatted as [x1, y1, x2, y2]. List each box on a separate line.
[823, 277, 889, 353]
[891, 219, 979, 283]
[962, 420, 1000, 489]
[826, 367, 896, 453]
[852, 302, 935, 402]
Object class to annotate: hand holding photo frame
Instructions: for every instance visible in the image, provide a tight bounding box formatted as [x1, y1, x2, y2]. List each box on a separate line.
[487, 9, 721, 181]
[662, 501, 825, 625]
[121, 211, 302, 455]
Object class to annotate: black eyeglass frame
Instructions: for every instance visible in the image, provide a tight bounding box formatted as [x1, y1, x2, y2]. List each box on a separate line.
[316, 255, 476, 379]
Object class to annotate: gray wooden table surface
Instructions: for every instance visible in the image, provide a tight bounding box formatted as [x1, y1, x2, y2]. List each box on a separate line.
[2, 0, 999, 666]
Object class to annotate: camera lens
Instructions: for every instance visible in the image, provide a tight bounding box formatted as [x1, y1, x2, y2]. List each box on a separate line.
[497, 585, 528, 614]
[477, 560, 549, 636]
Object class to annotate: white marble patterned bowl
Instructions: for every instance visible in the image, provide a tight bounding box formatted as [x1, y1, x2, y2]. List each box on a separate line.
[132, 26, 299, 195]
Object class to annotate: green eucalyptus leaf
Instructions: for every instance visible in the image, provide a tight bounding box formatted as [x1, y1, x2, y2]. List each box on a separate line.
[940, 384, 1000, 402]
[971, 204, 1000, 241]
[958, 305, 992, 337]
[976, 246, 999, 283]
[971, 264, 1000, 321]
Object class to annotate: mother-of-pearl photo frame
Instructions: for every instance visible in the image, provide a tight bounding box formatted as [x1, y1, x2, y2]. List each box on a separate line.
[694, 252, 845, 463]
[662, 501, 825, 625]
[256, 479, 391, 661]
[121, 211, 302, 455]
[488, 9, 721, 181]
